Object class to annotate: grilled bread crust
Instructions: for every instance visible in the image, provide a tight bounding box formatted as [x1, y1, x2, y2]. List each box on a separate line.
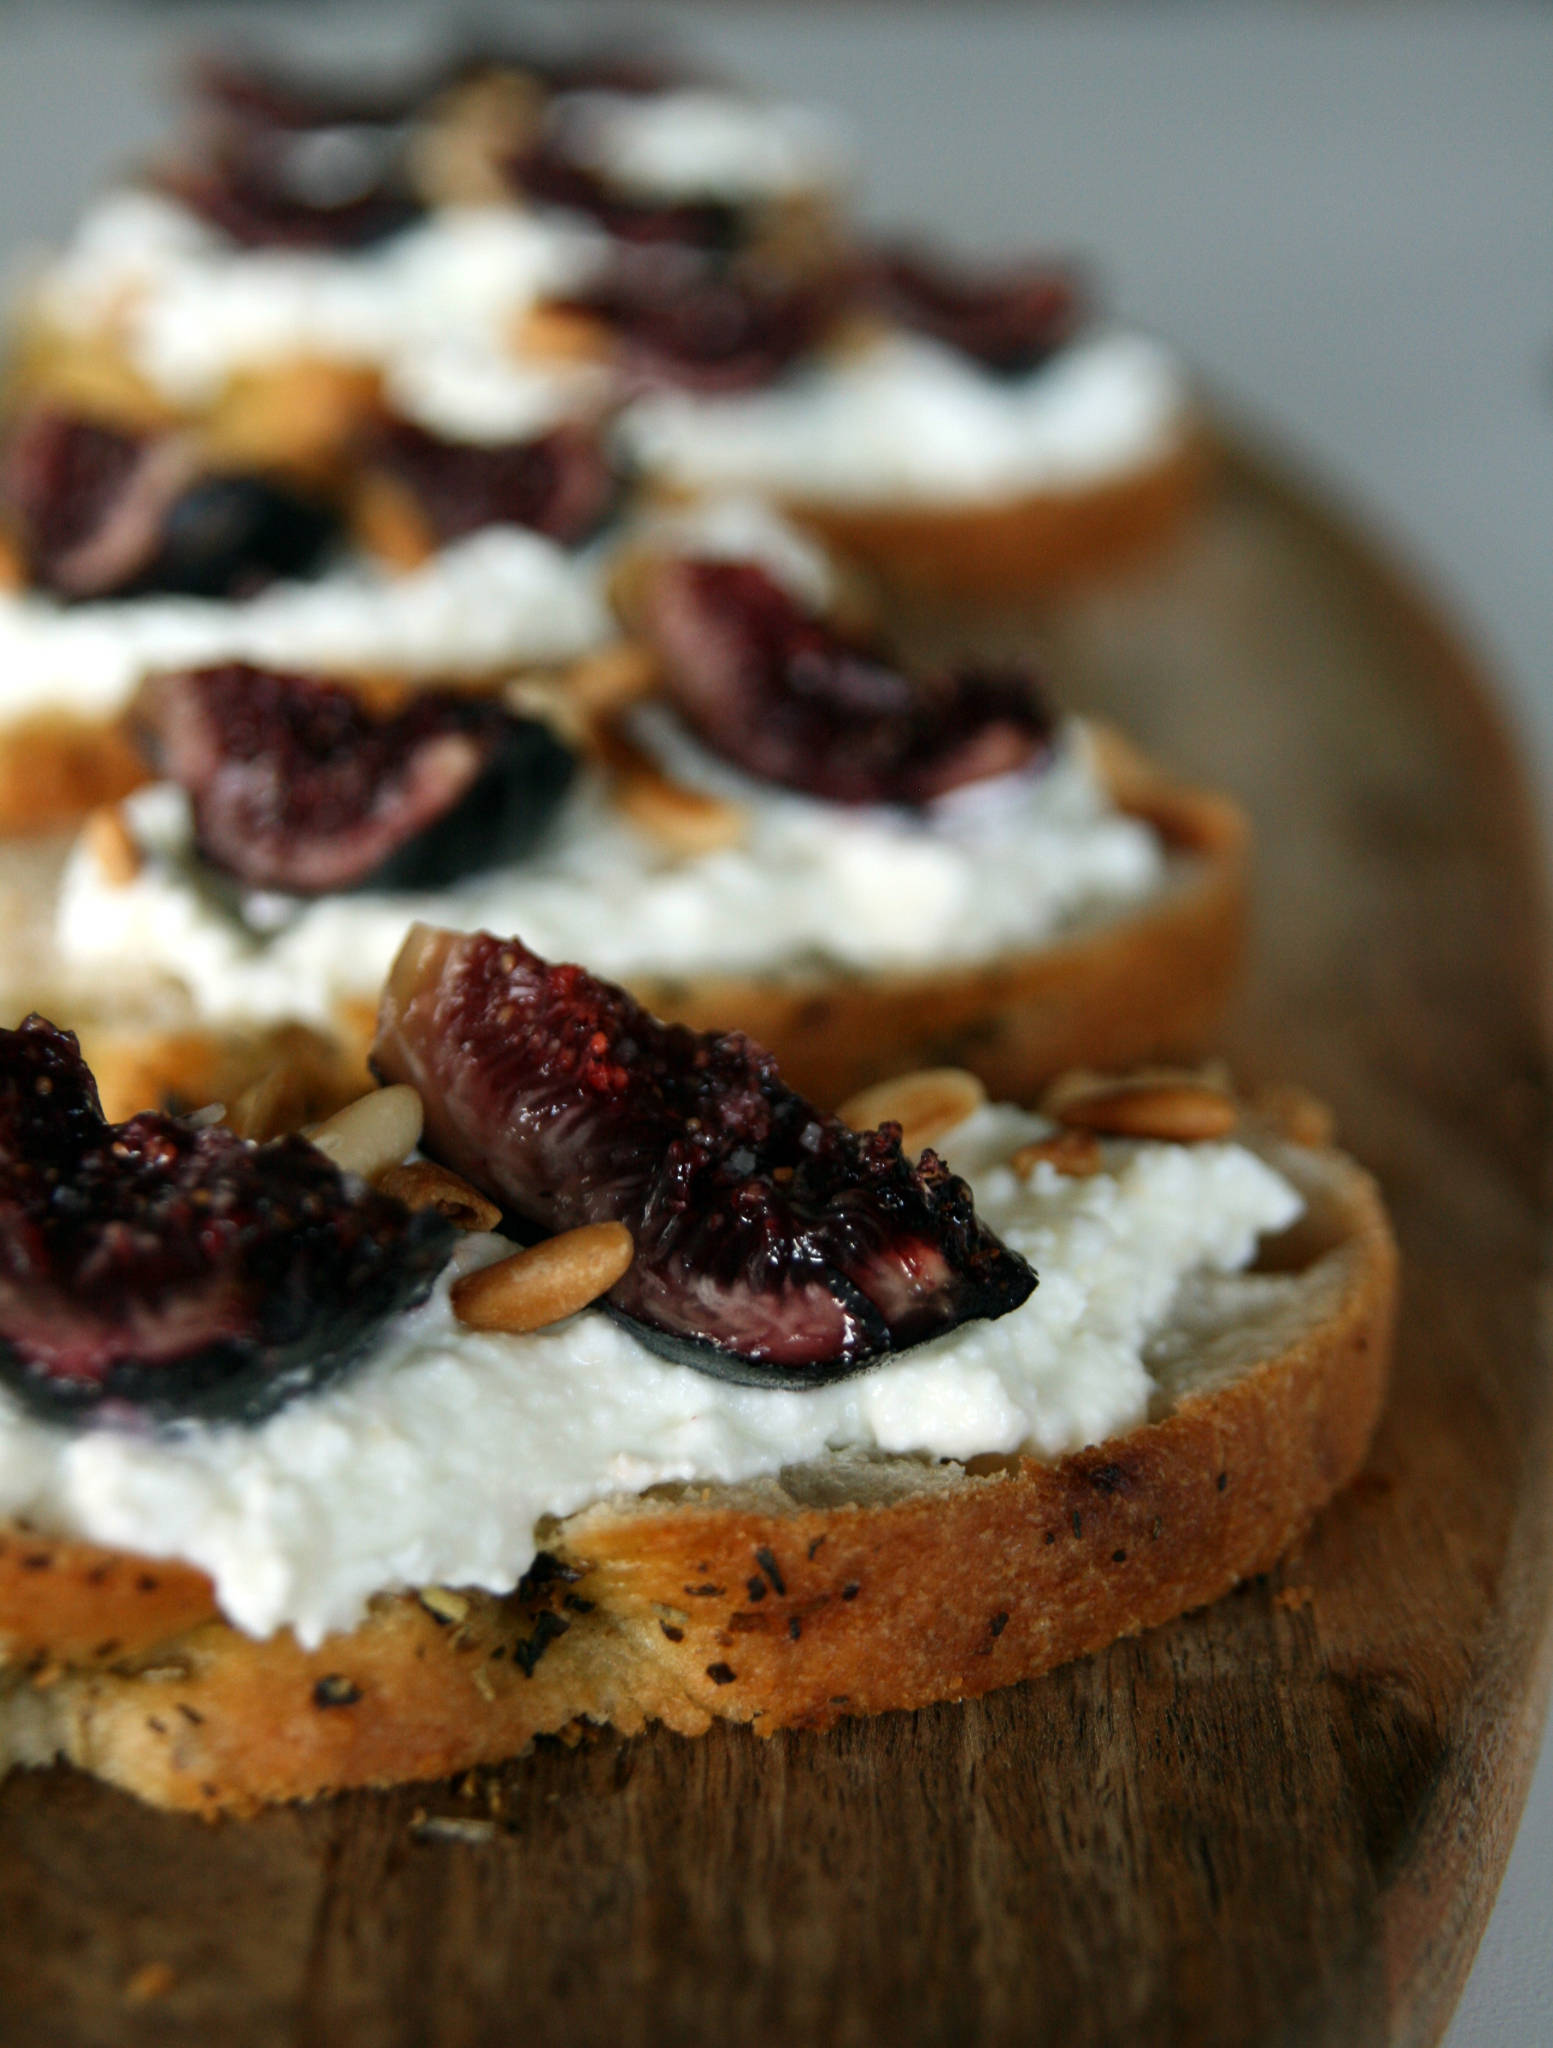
[0, 1134, 1395, 1814]
[776, 430, 1212, 600]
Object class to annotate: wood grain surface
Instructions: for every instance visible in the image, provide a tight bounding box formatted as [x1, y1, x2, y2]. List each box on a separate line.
[1, 443, 1549, 2048]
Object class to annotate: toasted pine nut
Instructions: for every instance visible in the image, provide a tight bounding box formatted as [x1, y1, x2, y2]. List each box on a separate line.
[451, 1222, 634, 1333]
[418, 1585, 472, 1626]
[409, 71, 544, 206]
[82, 804, 142, 886]
[1047, 1075, 1238, 1144]
[837, 1068, 988, 1156]
[603, 726, 745, 855]
[352, 473, 435, 572]
[1012, 1130, 1104, 1179]
[616, 767, 746, 856]
[204, 361, 378, 478]
[376, 1160, 501, 1232]
[566, 643, 660, 718]
[226, 1063, 308, 1143]
[514, 303, 612, 365]
[309, 1084, 423, 1180]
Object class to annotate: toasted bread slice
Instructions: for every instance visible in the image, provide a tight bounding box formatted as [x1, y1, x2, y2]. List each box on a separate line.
[781, 429, 1212, 600]
[0, 1129, 1394, 1814]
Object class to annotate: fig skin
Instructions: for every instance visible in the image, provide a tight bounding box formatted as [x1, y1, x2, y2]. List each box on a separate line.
[639, 558, 1054, 806]
[163, 52, 427, 251]
[0, 409, 338, 602]
[368, 417, 618, 550]
[133, 665, 577, 897]
[860, 244, 1085, 376]
[0, 1018, 454, 1427]
[372, 927, 1035, 1387]
[557, 251, 841, 395]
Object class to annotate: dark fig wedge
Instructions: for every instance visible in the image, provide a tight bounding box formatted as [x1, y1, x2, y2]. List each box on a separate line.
[639, 559, 1054, 805]
[161, 51, 430, 251]
[0, 410, 151, 597]
[134, 664, 576, 896]
[161, 155, 421, 253]
[0, 408, 339, 601]
[368, 417, 618, 549]
[559, 258, 837, 394]
[0, 1018, 454, 1425]
[139, 474, 339, 599]
[372, 928, 1035, 1386]
[860, 245, 1084, 376]
[512, 139, 745, 257]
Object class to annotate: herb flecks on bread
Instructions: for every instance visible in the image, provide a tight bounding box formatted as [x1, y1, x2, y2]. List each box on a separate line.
[0, 1110, 1394, 1814]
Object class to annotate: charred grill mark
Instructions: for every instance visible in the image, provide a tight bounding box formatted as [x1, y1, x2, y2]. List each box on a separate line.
[313, 1675, 362, 1708]
[754, 1546, 786, 1596]
[511, 1611, 570, 1679]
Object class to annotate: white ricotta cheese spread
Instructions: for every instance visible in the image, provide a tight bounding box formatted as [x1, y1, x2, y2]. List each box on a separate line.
[622, 329, 1192, 506]
[551, 88, 850, 202]
[383, 336, 612, 444]
[0, 1108, 1302, 1645]
[28, 189, 607, 407]
[56, 721, 1166, 1025]
[0, 527, 614, 724]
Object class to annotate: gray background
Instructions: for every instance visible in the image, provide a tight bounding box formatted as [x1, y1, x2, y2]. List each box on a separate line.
[1, 4, 1549, 2040]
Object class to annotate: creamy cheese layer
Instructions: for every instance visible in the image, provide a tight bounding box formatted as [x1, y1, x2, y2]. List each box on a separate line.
[56, 722, 1166, 1025]
[623, 329, 1191, 506]
[0, 528, 613, 724]
[551, 88, 850, 201]
[383, 337, 612, 444]
[0, 1109, 1302, 1645]
[28, 190, 607, 407]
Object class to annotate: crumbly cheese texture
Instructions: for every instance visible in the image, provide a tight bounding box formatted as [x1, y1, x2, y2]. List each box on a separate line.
[56, 721, 1166, 1025]
[26, 189, 607, 407]
[550, 88, 850, 201]
[0, 528, 614, 723]
[623, 329, 1192, 506]
[383, 337, 612, 444]
[0, 1109, 1302, 1646]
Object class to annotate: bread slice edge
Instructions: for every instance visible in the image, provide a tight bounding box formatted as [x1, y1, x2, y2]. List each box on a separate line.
[0, 1131, 1396, 1812]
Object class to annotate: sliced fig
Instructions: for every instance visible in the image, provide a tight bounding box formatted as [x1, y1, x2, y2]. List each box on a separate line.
[0, 408, 339, 601]
[556, 251, 838, 394]
[372, 928, 1035, 1386]
[140, 474, 339, 599]
[639, 559, 1054, 805]
[0, 1017, 454, 1425]
[162, 155, 419, 252]
[0, 410, 150, 596]
[134, 664, 577, 896]
[163, 52, 426, 250]
[368, 417, 618, 549]
[860, 245, 1084, 376]
[512, 139, 744, 256]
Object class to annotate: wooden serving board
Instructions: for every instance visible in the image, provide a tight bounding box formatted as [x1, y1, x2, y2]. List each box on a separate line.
[1, 443, 1549, 2048]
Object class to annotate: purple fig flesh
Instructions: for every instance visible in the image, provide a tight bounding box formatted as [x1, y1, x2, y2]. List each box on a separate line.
[134, 664, 576, 897]
[641, 559, 1053, 805]
[372, 928, 1035, 1386]
[0, 1018, 454, 1425]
